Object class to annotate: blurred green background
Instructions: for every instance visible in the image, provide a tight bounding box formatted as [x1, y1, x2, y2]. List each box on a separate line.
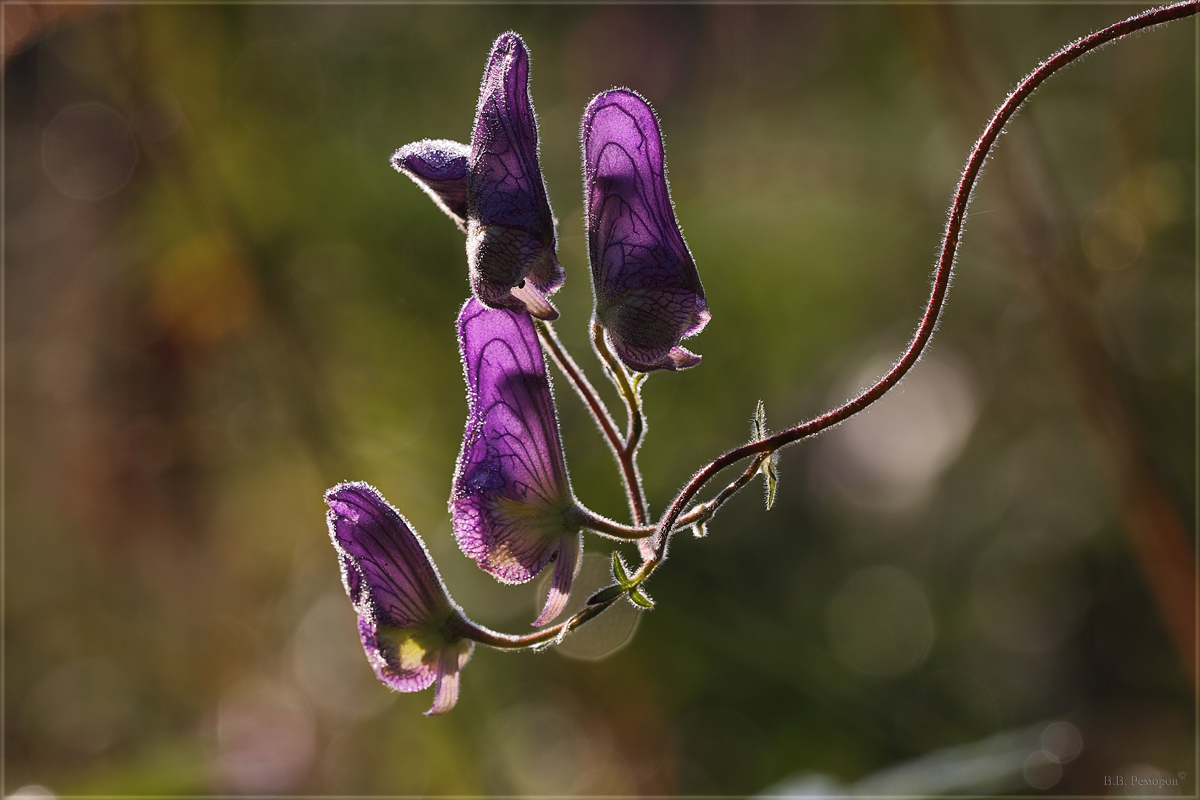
[4, 3, 1195, 795]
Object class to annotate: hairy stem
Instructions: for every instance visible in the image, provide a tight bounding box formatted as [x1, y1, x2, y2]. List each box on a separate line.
[572, 505, 652, 540]
[536, 321, 622, 451]
[451, 597, 618, 650]
[591, 320, 648, 462]
[634, 0, 1199, 585]
[572, 455, 766, 543]
[679, 454, 770, 531]
[535, 321, 650, 526]
[902, 3, 1197, 683]
[591, 320, 651, 524]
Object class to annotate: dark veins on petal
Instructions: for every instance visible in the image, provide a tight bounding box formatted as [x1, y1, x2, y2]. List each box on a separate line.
[451, 299, 574, 584]
[583, 88, 709, 372]
[327, 482, 453, 629]
[467, 32, 565, 318]
[471, 33, 555, 241]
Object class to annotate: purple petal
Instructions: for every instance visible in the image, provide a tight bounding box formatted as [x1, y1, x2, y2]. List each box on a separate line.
[509, 280, 558, 321]
[596, 288, 708, 373]
[327, 483, 476, 705]
[467, 32, 564, 319]
[582, 88, 710, 372]
[339, 554, 361, 604]
[533, 531, 581, 626]
[358, 616, 438, 694]
[451, 299, 577, 587]
[452, 490, 569, 584]
[326, 482, 453, 629]
[391, 139, 472, 229]
[425, 642, 473, 716]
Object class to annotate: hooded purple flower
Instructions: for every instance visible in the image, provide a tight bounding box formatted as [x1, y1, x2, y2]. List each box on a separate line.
[326, 482, 474, 716]
[451, 298, 581, 626]
[392, 32, 564, 321]
[582, 88, 710, 372]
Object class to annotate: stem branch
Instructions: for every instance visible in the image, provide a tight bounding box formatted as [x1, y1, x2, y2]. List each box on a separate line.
[452, 598, 617, 650]
[635, 0, 1199, 584]
[536, 321, 622, 454]
[536, 321, 650, 526]
[591, 320, 650, 523]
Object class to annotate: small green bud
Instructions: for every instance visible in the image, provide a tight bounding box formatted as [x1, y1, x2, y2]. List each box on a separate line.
[629, 585, 655, 608]
[611, 551, 634, 588]
[587, 585, 625, 606]
[752, 399, 767, 441]
[762, 453, 779, 511]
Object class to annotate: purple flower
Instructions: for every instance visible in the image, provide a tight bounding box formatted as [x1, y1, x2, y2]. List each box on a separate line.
[326, 482, 474, 716]
[582, 88, 710, 372]
[451, 298, 582, 626]
[391, 32, 564, 321]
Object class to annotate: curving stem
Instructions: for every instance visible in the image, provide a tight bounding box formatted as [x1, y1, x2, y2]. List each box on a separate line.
[591, 320, 648, 464]
[571, 457, 767, 543]
[535, 320, 650, 525]
[535, 320, 622, 452]
[449, 594, 620, 651]
[591, 320, 651, 525]
[632, 0, 1199, 585]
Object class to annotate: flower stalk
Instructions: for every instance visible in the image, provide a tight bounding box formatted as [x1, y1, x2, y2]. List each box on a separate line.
[342, 1, 1198, 712]
[591, 319, 650, 525]
[533, 319, 650, 526]
[631, 0, 1200, 587]
[451, 593, 621, 651]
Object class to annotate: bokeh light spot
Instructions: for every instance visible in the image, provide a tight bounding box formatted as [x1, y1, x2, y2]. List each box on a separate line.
[489, 702, 607, 794]
[1023, 750, 1062, 790]
[826, 565, 935, 676]
[2, 3, 35, 57]
[1082, 207, 1144, 271]
[5, 787, 55, 800]
[537, 553, 641, 661]
[23, 658, 137, 755]
[291, 591, 395, 721]
[818, 354, 977, 512]
[216, 678, 316, 793]
[42, 103, 138, 200]
[1041, 720, 1083, 763]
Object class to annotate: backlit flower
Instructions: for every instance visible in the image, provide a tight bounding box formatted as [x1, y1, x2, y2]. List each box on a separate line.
[392, 32, 563, 320]
[326, 482, 474, 716]
[582, 88, 709, 372]
[451, 298, 581, 625]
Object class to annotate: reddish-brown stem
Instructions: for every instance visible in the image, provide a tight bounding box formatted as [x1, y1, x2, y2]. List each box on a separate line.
[536, 321, 649, 525]
[902, 0, 1198, 692]
[450, 595, 617, 650]
[591, 320, 650, 524]
[636, 0, 1199, 581]
[536, 322, 622, 451]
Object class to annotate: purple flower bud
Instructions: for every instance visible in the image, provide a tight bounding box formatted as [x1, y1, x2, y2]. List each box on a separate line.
[391, 32, 564, 321]
[582, 88, 710, 372]
[326, 482, 474, 716]
[451, 298, 581, 626]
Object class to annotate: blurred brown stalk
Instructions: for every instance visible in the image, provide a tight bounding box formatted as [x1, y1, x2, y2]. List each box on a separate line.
[899, 6, 1197, 686]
